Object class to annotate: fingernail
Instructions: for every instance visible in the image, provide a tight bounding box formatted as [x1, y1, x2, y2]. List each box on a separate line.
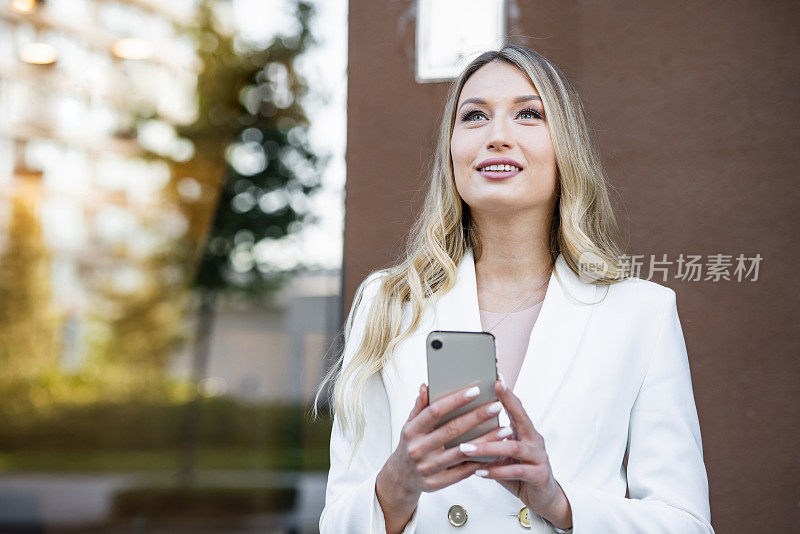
[463, 386, 480, 399]
[498, 372, 508, 391]
[459, 443, 477, 453]
[475, 469, 489, 477]
[497, 426, 513, 439]
[487, 401, 503, 415]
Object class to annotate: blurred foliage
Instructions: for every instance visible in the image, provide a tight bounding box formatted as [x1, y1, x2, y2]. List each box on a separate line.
[169, 0, 322, 299]
[0, 178, 62, 412]
[0, 0, 323, 404]
[0, 2, 329, 479]
[0, 446, 330, 473]
[164, 1, 324, 488]
[0, 398, 332, 472]
[0, 399, 331, 452]
[112, 486, 296, 517]
[81, 248, 192, 400]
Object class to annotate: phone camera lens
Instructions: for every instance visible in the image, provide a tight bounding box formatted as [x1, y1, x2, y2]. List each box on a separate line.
[431, 339, 442, 350]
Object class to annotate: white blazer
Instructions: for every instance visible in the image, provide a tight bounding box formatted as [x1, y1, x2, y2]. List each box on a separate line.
[320, 249, 713, 533]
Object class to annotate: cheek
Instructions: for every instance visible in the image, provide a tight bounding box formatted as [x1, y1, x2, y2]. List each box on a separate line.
[523, 130, 556, 162]
[451, 137, 483, 206]
[450, 131, 476, 171]
[452, 167, 470, 201]
[450, 146, 472, 200]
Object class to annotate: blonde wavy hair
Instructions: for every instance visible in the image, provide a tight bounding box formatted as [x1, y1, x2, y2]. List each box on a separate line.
[317, 45, 629, 444]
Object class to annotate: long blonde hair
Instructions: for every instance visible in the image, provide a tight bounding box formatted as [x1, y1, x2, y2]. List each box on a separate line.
[318, 45, 629, 444]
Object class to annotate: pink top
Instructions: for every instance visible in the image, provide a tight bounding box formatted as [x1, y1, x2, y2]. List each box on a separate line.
[479, 299, 544, 391]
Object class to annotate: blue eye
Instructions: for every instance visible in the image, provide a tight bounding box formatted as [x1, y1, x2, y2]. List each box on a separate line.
[518, 108, 543, 120]
[460, 109, 486, 122]
[461, 109, 543, 122]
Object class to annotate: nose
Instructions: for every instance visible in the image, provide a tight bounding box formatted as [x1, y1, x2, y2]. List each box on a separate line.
[486, 117, 513, 150]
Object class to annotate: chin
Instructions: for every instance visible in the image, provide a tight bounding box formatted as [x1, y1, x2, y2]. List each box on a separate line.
[466, 197, 531, 215]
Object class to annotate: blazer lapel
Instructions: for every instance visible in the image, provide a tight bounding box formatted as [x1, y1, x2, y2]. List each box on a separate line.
[428, 247, 604, 429]
[514, 252, 604, 428]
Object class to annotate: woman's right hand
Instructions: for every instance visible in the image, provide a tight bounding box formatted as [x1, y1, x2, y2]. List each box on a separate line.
[375, 382, 509, 533]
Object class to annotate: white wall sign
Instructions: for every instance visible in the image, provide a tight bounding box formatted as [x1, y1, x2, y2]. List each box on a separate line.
[415, 0, 506, 83]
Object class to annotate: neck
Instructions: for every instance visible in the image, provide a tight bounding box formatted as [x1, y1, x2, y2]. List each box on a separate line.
[471, 208, 555, 295]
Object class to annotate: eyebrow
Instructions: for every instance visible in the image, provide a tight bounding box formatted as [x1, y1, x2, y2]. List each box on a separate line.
[458, 95, 542, 111]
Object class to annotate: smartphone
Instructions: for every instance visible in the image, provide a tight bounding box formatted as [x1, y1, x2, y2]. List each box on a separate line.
[426, 330, 499, 463]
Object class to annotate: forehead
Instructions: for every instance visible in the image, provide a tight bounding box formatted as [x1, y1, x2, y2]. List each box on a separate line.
[458, 61, 539, 104]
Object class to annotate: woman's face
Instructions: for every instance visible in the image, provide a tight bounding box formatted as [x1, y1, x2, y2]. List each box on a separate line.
[450, 60, 558, 217]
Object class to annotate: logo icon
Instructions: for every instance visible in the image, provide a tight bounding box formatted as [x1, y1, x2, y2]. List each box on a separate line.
[577, 250, 611, 282]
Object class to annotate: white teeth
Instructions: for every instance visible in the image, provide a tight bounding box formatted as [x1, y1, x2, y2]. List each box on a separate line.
[480, 164, 521, 172]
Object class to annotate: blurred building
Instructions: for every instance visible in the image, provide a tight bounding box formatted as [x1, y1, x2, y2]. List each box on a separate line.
[0, 0, 199, 369]
[170, 267, 342, 403]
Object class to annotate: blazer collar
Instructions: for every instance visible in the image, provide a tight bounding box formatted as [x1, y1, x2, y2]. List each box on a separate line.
[430, 247, 605, 428]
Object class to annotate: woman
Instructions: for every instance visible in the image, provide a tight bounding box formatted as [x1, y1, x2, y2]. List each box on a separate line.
[318, 45, 713, 533]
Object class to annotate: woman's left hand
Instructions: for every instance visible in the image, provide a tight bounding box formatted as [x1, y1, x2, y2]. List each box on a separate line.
[458, 380, 573, 530]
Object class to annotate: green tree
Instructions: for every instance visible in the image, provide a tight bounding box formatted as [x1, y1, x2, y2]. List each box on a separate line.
[82, 248, 190, 400]
[0, 173, 60, 410]
[167, 0, 322, 486]
[171, 0, 320, 290]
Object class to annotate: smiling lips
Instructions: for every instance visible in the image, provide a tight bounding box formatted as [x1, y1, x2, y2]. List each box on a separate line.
[477, 163, 522, 180]
[475, 158, 524, 180]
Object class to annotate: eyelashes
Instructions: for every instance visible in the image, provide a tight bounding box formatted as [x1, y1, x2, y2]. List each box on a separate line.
[459, 107, 544, 122]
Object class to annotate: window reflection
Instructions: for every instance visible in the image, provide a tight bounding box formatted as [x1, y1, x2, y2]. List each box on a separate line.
[0, 0, 343, 532]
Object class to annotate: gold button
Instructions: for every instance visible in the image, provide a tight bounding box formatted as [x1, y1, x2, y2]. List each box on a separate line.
[447, 504, 468, 527]
[517, 506, 532, 529]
